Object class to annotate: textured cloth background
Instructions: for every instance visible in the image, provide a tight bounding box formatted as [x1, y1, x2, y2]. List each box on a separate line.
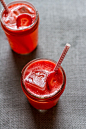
[0, 0, 86, 129]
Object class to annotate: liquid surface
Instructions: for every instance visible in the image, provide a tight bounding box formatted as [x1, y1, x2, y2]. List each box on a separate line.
[2, 3, 36, 29]
[23, 60, 64, 98]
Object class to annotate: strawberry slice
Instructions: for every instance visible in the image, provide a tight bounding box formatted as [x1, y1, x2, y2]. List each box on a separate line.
[47, 69, 63, 90]
[16, 13, 32, 28]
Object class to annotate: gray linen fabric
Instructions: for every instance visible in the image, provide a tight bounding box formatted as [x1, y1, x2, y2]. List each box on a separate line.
[0, 0, 86, 129]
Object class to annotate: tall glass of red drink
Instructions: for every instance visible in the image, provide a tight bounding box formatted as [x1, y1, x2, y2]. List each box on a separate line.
[1, 1, 39, 54]
[21, 58, 66, 110]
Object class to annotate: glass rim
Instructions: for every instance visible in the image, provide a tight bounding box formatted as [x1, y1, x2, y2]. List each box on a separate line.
[0, 0, 39, 31]
[21, 58, 66, 100]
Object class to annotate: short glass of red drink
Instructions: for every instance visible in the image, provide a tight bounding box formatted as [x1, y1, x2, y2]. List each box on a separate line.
[21, 58, 66, 110]
[1, 1, 39, 54]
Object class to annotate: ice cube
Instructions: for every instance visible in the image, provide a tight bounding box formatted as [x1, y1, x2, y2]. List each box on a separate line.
[13, 9, 19, 15]
[10, 17, 16, 24]
[9, 12, 16, 24]
[4, 12, 16, 24]
[11, 6, 19, 16]
[25, 70, 48, 88]
[18, 5, 34, 14]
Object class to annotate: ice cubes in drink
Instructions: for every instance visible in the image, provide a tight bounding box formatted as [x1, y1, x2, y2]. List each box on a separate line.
[3, 12, 16, 24]
[13, 10, 19, 15]
[12, 5, 34, 16]
[12, 6, 20, 16]
[25, 70, 48, 88]
[18, 5, 34, 14]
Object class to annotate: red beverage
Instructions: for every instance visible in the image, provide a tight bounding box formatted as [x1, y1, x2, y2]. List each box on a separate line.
[21, 59, 66, 110]
[1, 1, 39, 54]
